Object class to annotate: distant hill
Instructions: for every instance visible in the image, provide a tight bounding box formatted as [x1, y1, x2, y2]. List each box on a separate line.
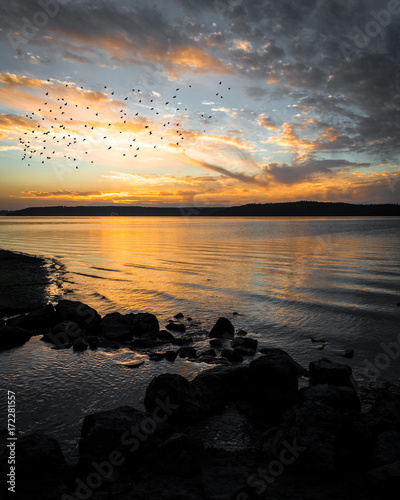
[1, 201, 400, 217]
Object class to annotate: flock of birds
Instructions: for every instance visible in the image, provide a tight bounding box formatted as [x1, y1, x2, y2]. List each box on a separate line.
[18, 80, 232, 169]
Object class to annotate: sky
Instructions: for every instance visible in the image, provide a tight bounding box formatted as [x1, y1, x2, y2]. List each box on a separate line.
[0, 0, 399, 209]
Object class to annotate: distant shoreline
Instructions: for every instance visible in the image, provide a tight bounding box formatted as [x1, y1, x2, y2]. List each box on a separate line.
[1, 201, 400, 217]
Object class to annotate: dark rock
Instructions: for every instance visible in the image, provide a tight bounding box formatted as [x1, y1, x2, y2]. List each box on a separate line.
[165, 350, 178, 362]
[78, 406, 172, 476]
[309, 358, 354, 388]
[236, 329, 247, 336]
[201, 356, 232, 365]
[210, 338, 224, 348]
[374, 432, 400, 466]
[171, 336, 192, 345]
[294, 361, 310, 378]
[144, 374, 203, 423]
[341, 349, 355, 359]
[220, 348, 243, 364]
[73, 338, 89, 352]
[0, 325, 32, 350]
[177, 346, 197, 358]
[148, 433, 209, 476]
[157, 329, 175, 341]
[247, 349, 299, 410]
[131, 338, 164, 349]
[187, 317, 193, 321]
[166, 321, 186, 332]
[200, 466, 248, 500]
[231, 336, 258, 351]
[0, 433, 71, 499]
[299, 384, 361, 412]
[149, 352, 167, 361]
[367, 461, 400, 496]
[55, 299, 101, 332]
[97, 337, 120, 349]
[367, 384, 400, 434]
[209, 317, 235, 339]
[6, 303, 57, 332]
[199, 349, 217, 357]
[86, 336, 99, 349]
[233, 311, 239, 315]
[43, 321, 81, 345]
[129, 312, 159, 336]
[174, 312, 184, 319]
[100, 312, 132, 341]
[234, 346, 257, 357]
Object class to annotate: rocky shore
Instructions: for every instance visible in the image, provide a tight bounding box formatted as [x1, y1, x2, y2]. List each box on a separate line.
[1, 295, 400, 500]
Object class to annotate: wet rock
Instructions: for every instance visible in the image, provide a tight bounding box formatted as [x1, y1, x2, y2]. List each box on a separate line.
[299, 384, 361, 413]
[201, 357, 232, 365]
[131, 338, 164, 349]
[200, 466, 248, 500]
[86, 336, 98, 349]
[171, 336, 192, 345]
[166, 321, 186, 332]
[144, 373, 203, 423]
[294, 361, 310, 378]
[73, 338, 88, 352]
[187, 317, 193, 321]
[177, 346, 197, 358]
[77, 406, 172, 476]
[165, 350, 178, 362]
[6, 303, 57, 332]
[367, 384, 400, 434]
[367, 461, 400, 497]
[209, 317, 235, 339]
[100, 312, 132, 341]
[247, 349, 299, 411]
[210, 338, 224, 348]
[129, 312, 159, 336]
[174, 312, 184, 319]
[199, 349, 217, 358]
[43, 321, 81, 345]
[148, 433, 209, 476]
[97, 338, 120, 349]
[236, 329, 247, 336]
[0, 325, 32, 350]
[374, 432, 400, 466]
[341, 349, 355, 359]
[157, 329, 175, 341]
[55, 299, 101, 332]
[232, 336, 257, 351]
[220, 348, 243, 364]
[309, 358, 354, 388]
[0, 433, 72, 500]
[234, 346, 257, 357]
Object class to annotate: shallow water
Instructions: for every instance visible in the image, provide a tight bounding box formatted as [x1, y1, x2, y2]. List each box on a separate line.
[0, 216, 399, 460]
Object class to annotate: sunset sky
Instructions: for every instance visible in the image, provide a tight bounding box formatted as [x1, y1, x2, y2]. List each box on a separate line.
[0, 0, 399, 209]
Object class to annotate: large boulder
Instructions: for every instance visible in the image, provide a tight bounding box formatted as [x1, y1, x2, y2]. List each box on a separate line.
[209, 317, 235, 339]
[6, 303, 57, 332]
[77, 406, 172, 476]
[129, 312, 159, 336]
[246, 349, 298, 411]
[299, 384, 361, 413]
[0, 433, 71, 499]
[309, 358, 354, 388]
[55, 300, 101, 332]
[100, 312, 132, 341]
[0, 325, 31, 350]
[144, 374, 203, 423]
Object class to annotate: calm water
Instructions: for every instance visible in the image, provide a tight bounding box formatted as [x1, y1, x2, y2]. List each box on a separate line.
[0, 216, 399, 460]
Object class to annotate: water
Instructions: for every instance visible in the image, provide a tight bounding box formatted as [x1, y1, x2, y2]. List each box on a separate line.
[0, 216, 399, 460]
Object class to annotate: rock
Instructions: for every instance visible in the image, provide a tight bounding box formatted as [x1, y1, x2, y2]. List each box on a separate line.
[367, 461, 400, 496]
[78, 406, 172, 476]
[220, 348, 243, 364]
[129, 312, 159, 336]
[367, 384, 400, 434]
[177, 346, 197, 358]
[55, 299, 101, 332]
[209, 317, 235, 339]
[309, 358, 354, 388]
[210, 338, 224, 348]
[148, 433, 209, 476]
[157, 329, 175, 341]
[200, 466, 248, 500]
[165, 350, 178, 362]
[174, 312, 184, 319]
[234, 346, 257, 357]
[144, 374, 203, 423]
[299, 384, 361, 412]
[0, 325, 32, 350]
[199, 349, 217, 358]
[43, 321, 82, 345]
[201, 356, 232, 365]
[236, 329, 247, 336]
[374, 432, 400, 466]
[100, 312, 132, 341]
[86, 336, 99, 349]
[233, 311, 239, 315]
[187, 317, 193, 321]
[231, 336, 258, 351]
[166, 321, 186, 332]
[149, 352, 167, 361]
[73, 338, 88, 352]
[341, 349, 354, 359]
[247, 349, 299, 411]
[97, 338, 120, 349]
[6, 303, 57, 332]
[172, 336, 192, 345]
[294, 361, 310, 378]
[131, 338, 164, 349]
[0, 433, 71, 499]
